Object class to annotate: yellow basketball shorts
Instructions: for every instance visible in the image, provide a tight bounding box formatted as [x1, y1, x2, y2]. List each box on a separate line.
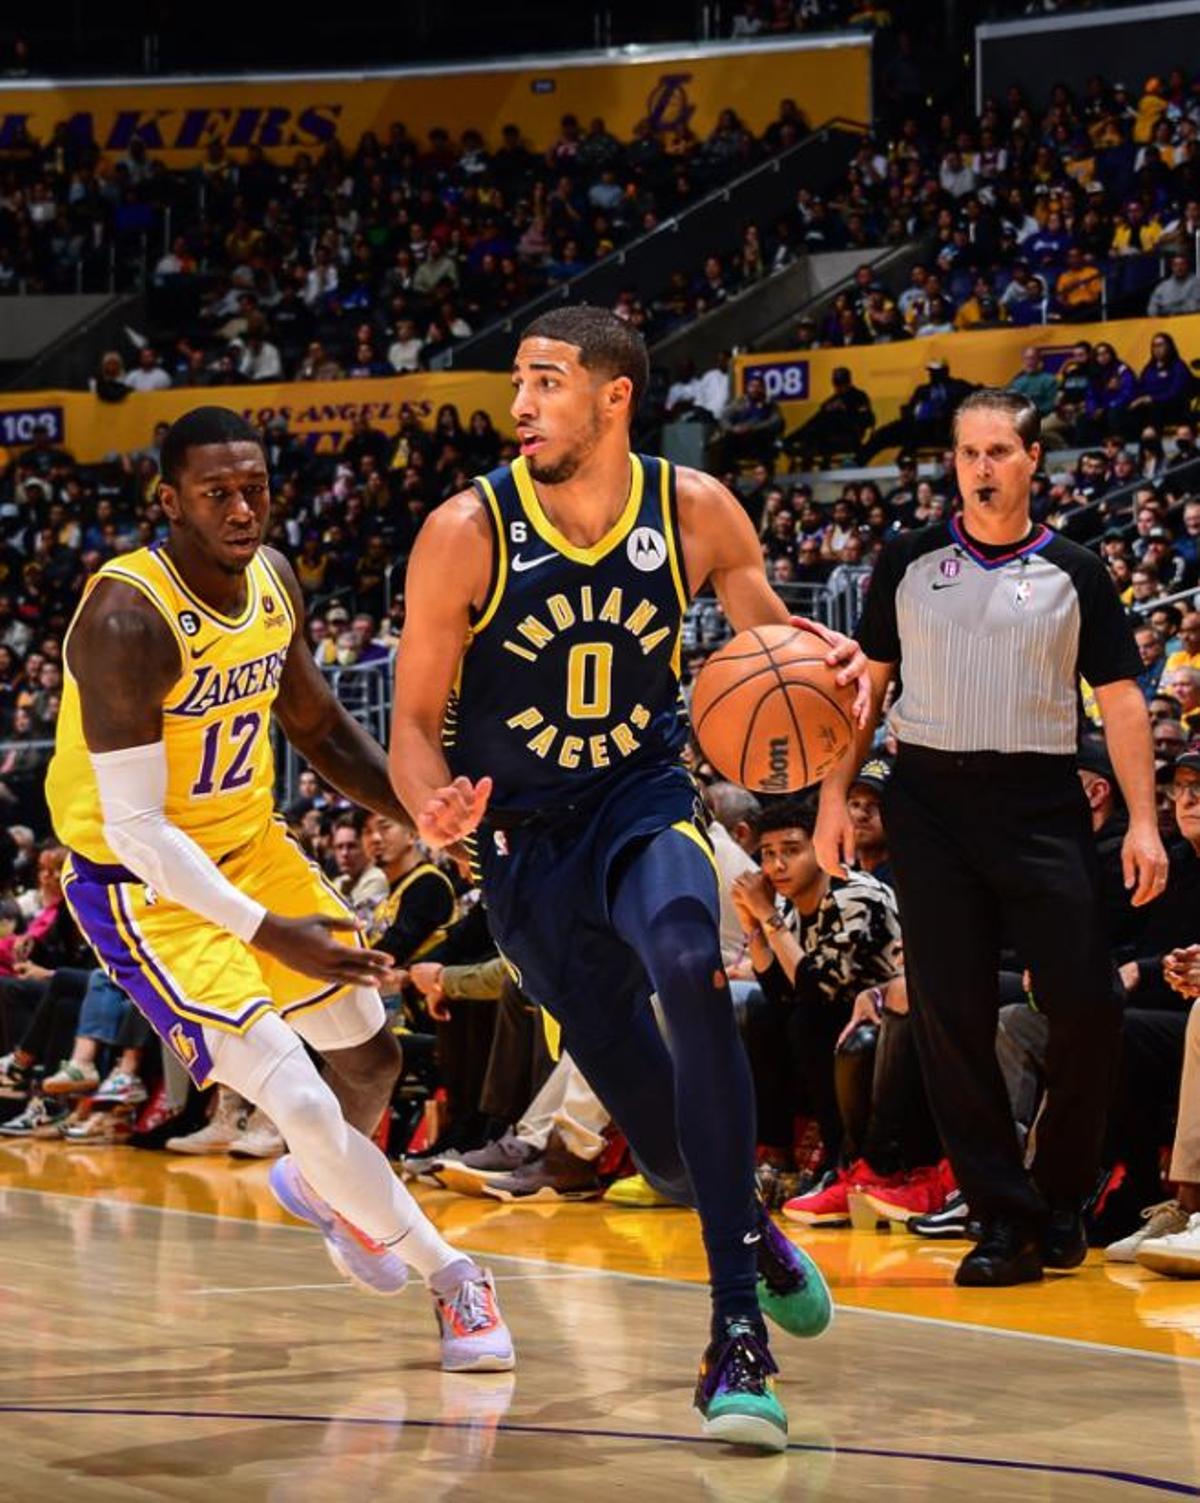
[63, 818, 363, 1087]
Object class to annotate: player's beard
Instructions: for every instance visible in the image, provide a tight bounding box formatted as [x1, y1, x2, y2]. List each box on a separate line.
[527, 406, 603, 485]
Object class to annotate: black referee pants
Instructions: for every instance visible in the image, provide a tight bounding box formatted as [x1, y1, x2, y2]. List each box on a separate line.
[883, 745, 1122, 1225]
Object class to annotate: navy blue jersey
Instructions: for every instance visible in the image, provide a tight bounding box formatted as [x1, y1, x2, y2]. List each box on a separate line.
[445, 453, 690, 813]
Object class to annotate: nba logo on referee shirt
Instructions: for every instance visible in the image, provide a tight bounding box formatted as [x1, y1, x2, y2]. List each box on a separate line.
[940, 560, 960, 579]
[1014, 580, 1032, 608]
[627, 527, 667, 571]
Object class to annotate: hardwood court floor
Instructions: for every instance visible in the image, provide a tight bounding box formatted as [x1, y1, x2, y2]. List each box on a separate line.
[0, 1142, 1197, 1501]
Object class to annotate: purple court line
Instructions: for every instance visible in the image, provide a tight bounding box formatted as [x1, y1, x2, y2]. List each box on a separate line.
[0, 1404, 1195, 1496]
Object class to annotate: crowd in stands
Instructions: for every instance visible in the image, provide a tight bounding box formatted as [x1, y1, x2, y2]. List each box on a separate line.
[0, 364, 1199, 1266]
[4, 53, 1199, 397]
[1, 24, 1199, 1276]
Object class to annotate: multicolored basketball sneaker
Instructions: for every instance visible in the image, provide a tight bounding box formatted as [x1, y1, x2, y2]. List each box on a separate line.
[430, 1266, 516, 1372]
[753, 1206, 834, 1339]
[694, 1318, 787, 1452]
[267, 1154, 409, 1296]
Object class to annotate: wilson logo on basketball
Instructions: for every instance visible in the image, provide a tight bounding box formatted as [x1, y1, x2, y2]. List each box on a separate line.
[762, 737, 791, 790]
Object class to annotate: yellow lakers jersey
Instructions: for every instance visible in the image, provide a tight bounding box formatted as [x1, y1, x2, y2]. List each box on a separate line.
[47, 544, 295, 865]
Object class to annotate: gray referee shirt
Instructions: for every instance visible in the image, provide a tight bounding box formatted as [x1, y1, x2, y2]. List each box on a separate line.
[856, 517, 1141, 754]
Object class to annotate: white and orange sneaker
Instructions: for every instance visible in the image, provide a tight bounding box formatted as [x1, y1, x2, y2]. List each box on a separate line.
[430, 1265, 515, 1372]
[268, 1154, 409, 1296]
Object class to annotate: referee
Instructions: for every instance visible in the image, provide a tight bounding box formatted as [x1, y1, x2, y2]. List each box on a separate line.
[817, 389, 1167, 1287]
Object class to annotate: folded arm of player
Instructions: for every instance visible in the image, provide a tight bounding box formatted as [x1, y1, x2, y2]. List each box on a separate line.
[674, 467, 871, 722]
[73, 583, 392, 987]
[390, 491, 494, 849]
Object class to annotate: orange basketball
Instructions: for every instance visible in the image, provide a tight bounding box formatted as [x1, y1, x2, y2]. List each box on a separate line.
[690, 624, 856, 793]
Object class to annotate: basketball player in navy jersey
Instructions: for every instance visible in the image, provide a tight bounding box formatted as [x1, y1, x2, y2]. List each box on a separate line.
[391, 307, 868, 1450]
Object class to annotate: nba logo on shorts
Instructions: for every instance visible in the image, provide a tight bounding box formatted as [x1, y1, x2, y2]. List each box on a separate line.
[940, 559, 960, 579]
[627, 527, 667, 572]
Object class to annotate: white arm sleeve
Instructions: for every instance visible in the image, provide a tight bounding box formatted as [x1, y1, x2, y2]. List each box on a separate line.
[91, 741, 267, 943]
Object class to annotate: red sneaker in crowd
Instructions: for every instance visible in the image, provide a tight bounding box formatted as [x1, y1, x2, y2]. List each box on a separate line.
[862, 1161, 954, 1224]
[782, 1160, 903, 1227]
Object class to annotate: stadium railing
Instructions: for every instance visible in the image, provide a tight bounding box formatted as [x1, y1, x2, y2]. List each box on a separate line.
[435, 118, 866, 372]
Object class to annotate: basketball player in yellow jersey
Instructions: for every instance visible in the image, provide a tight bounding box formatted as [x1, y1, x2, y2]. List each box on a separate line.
[390, 307, 868, 1448]
[47, 406, 513, 1372]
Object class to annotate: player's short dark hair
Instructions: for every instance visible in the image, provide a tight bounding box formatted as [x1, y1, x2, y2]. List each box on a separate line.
[953, 388, 1041, 450]
[521, 305, 649, 415]
[754, 795, 818, 840]
[160, 406, 265, 489]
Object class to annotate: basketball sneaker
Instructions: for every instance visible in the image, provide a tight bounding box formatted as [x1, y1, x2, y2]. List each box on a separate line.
[165, 1088, 248, 1154]
[907, 1188, 981, 1240]
[753, 1206, 833, 1339]
[42, 1060, 101, 1096]
[93, 1071, 149, 1107]
[429, 1265, 516, 1372]
[1105, 1200, 1189, 1263]
[1135, 1212, 1200, 1278]
[436, 1131, 541, 1194]
[0, 1095, 69, 1138]
[0, 1052, 33, 1098]
[603, 1172, 677, 1208]
[782, 1160, 893, 1226]
[480, 1132, 602, 1202]
[267, 1154, 409, 1296]
[862, 1163, 952, 1224]
[229, 1108, 285, 1159]
[754, 1163, 804, 1213]
[693, 1318, 787, 1452]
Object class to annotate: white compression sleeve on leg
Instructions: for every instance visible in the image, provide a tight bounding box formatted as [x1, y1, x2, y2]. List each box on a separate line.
[91, 741, 266, 942]
[249, 1039, 467, 1279]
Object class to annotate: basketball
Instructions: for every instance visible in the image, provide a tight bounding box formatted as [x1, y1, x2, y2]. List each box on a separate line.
[690, 624, 856, 793]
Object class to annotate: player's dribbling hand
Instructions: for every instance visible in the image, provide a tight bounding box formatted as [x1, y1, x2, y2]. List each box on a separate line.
[418, 775, 493, 848]
[253, 913, 396, 987]
[813, 789, 856, 879]
[789, 616, 871, 727]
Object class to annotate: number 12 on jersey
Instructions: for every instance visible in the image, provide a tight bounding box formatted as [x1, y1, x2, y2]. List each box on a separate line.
[191, 711, 263, 796]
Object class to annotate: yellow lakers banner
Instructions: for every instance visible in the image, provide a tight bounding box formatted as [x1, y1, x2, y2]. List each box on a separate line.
[0, 38, 870, 166]
[0, 372, 515, 464]
[735, 314, 1200, 433]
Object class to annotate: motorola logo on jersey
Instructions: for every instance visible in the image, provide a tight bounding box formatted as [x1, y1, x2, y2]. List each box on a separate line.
[627, 527, 667, 572]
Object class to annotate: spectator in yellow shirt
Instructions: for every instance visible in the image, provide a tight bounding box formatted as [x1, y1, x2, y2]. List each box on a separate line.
[1111, 201, 1164, 256]
[1055, 248, 1105, 322]
[953, 276, 1009, 330]
[1166, 613, 1200, 673]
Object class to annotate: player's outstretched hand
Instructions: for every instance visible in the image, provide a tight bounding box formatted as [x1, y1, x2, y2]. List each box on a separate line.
[253, 913, 395, 986]
[789, 616, 870, 727]
[418, 775, 492, 849]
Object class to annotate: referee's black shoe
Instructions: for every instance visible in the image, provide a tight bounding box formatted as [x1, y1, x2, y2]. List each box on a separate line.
[954, 1220, 1044, 1287]
[1042, 1208, 1088, 1270]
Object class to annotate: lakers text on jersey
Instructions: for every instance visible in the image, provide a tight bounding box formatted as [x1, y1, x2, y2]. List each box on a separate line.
[48, 543, 294, 866]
